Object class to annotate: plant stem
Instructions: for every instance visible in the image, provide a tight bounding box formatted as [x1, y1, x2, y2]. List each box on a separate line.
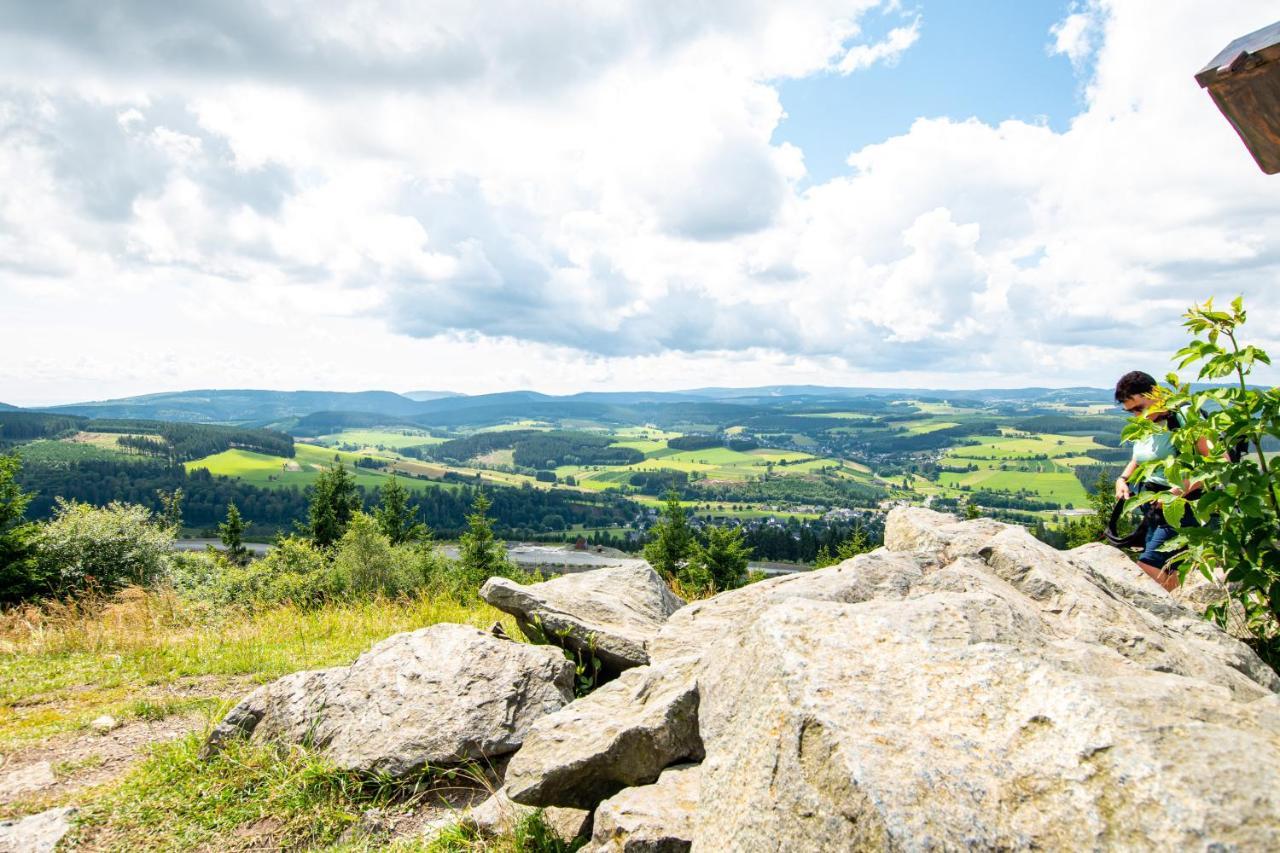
[1227, 329, 1280, 519]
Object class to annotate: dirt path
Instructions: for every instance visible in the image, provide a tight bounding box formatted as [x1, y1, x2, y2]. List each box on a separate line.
[0, 674, 255, 819]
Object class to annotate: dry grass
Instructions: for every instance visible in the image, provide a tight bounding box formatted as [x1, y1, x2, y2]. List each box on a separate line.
[0, 587, 519, 749]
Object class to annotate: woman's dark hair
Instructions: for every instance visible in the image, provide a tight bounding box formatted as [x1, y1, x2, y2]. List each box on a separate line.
[1114, 370, 1157, 403]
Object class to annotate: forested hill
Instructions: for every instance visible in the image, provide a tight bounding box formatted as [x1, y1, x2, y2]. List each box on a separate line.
[22, 385, 1134, 428]
[0, 412, 293, 461]
[46, 389, 427, 423]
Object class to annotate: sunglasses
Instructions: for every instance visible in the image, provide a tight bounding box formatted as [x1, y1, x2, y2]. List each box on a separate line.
[1121, 400, 1148, 414]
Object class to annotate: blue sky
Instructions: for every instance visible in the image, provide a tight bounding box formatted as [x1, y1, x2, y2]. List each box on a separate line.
[0, 1, 1278, 404]
[776, 2, 1082, 184]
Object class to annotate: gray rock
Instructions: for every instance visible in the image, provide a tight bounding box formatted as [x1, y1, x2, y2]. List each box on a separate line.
[204, 623, 574, 775]
[505, 661, 703, 810]
[481, 563, 684, 674]
[0, 807, 77, 853]
[677, 510, 1280, 850]
[0, 760, 55, 800]
[586, 763, 699, 853]
[89, 714, 120, 733]
[466, 787, 591, 843]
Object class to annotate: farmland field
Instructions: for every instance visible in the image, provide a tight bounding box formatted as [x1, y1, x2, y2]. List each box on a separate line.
[314, 428, 442, 448]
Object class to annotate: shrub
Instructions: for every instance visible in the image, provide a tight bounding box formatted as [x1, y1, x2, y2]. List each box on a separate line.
[330, 512, 423, 599]
[1126, 297, 1280, 663]
[34, 498, 173, 595]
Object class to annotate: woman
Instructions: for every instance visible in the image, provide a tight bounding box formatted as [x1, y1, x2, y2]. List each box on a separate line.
[1112, 371, 1211, 592]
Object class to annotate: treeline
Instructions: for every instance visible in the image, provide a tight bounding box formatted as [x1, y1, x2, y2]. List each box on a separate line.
[968, 490, 1060, 512]
[0, 412, 87, 442]
[15, 458, 633, 536]
[743, 520, 884, 563]
[667, 435, 721, 451]
[665, 435, 759, 452]
[1011, 415, 1126, 434]
[87, 420, 295, 461]
[690, 475, 884, 508]
[422, 430, 644, 468]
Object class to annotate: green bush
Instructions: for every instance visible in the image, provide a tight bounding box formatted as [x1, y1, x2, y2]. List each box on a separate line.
[34, 498, 173, 595]
[1125, 297, 1280, 663]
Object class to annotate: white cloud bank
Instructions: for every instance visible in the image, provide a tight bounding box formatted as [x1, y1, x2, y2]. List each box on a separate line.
[0, 0, 1278, 404]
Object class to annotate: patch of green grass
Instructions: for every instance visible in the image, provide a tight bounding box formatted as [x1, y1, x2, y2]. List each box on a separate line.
[76, 732, 583, 852]
[16, 438, 141, 465]
[77, 733, 441, 851]
[317, 429, 445, 449]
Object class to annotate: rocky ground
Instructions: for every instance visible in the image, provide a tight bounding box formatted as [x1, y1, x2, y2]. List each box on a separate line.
[5, 507, 1278, 851]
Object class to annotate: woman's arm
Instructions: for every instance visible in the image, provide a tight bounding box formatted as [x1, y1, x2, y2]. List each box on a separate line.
[1116, 460, 1138, 499]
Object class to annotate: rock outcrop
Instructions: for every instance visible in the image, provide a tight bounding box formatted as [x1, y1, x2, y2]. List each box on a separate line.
[202, 509, 1280, 848]
[204, 623, 574, 775]
[505, 661, 703, 810]
[495, 509, 1280, 849]
[481, 563, 684, 674]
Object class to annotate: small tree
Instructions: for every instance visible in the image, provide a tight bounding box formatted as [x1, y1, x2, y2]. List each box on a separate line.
[156, 487, 184, 533]
[0, 453, 41, 604]
[308, 461, 361, 548]
[1125, 297, 1280, 661]
[814, 528, 873, 568]
[374, 475, 426, 545]
[687, 524, 752, 591]
[643, 490, 694, 581]
[218, 502, 250, 566]
[457, 491, 511, 585]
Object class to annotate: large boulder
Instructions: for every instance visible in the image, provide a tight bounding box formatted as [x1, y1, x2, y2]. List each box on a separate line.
[204, 623, 574, 776]
[505, 661, 703, 810]
[481, 563, 684, 675]
[678, 510, 1280, 849]
[585, 763, 700, 853]
[695, 592, 1280, 850]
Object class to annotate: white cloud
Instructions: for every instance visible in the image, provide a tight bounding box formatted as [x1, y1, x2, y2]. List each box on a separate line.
[837, 17, 921, 73]
[1, 0, 1279, 405]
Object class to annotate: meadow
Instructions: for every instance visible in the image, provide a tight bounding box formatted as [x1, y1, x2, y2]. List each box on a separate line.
[0, 589, 524, 849]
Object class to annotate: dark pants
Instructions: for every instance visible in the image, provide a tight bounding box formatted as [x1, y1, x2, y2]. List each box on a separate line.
[1137, 488, 1197, 569]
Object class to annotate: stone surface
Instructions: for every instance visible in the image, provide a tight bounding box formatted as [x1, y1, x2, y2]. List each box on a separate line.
[0, 807, 77, 853]
[0, 760, 55, 800]
[585, 763, 699, 853]
[466, 787, 591, 843]
[673, 509, 1280, 850]
[89, 714, 120, 733]
[505, 661, 703, 810]
[204, 623, 574, 775]
[481, 563, 684, 674]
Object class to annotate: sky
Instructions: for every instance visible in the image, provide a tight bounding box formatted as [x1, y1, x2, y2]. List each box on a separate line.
[1, 0, 1279, 406]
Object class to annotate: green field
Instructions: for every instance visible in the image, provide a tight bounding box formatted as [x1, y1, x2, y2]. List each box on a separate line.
[314, 428, 443, 449]
[917, 432, 1104, 507]
[558, 444, 861, 490]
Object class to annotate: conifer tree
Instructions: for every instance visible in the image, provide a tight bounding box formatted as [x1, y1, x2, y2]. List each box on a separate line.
[218, 502, 250, 566]
[0, 453, 40, 604]
[156, 487, 184, 532]
[458, 490, 508, 580]
[308, 461, 361, 548]
[687, 524, 752, 591]
[375, 475, 426, 545]
[643, 489, 694, 581]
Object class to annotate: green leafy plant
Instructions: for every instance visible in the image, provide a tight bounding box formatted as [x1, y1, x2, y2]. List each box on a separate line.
[1122, 297, 1280, 662]
[523, 615, 602, 697]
